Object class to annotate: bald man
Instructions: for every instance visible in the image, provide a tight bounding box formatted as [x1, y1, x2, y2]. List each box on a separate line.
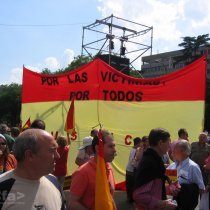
[0, 129, 65, 210]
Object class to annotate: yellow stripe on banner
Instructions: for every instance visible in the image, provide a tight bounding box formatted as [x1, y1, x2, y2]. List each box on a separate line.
[22, 100, 204, 183]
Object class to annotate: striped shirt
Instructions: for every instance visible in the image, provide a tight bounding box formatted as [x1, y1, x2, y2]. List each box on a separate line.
[133, 178, 163, 210]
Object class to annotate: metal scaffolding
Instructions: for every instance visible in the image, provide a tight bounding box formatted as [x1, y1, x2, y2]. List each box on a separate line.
[81, 14, 153, 71]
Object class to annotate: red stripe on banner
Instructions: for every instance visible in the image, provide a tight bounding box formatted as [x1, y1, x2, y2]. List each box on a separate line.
[22, 56, 206, 103]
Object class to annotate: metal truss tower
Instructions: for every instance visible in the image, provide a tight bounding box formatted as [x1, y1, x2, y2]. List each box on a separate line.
[81, 14, 153, 71]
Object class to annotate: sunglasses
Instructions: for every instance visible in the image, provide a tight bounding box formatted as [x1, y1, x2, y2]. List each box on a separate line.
[0, 142, 6, 146]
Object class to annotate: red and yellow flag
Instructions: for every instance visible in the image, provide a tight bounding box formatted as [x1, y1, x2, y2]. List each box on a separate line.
[166, 169, 178, 182]
[21, 56, 206, 183]
[95, 130, 114, 210]
[64, 99, 75, 135]
[22, 117, 31, 131]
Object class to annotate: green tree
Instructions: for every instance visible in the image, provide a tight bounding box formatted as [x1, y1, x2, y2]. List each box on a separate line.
[42, 55, 93, 74]
[174, 34, 210, 65]
[63, 55, 92, 72]
[41, 68, 53, 74]
[0, 83, 22, 126]
[129, 69, 143, 78]
[41, 55, 93, 74]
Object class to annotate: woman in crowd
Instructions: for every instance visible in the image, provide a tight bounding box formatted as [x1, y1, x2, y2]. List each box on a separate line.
[133, 128, 177, 210]
[0, 134, 16, 174]
[53, 135, 70, 187]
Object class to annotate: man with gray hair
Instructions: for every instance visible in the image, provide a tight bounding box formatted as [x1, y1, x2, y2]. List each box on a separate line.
[167, 140, 205, 209]
[190, 132, 210, 185]
[0, 128, 65, 210]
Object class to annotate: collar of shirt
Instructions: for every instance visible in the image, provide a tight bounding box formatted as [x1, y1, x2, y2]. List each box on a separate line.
[175, 157, 189, 168]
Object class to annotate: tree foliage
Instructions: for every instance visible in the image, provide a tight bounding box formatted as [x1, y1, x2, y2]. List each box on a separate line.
[0, 83, 22, 126]
[61, 55, 92, 73]
[174, 34, 210, 66]
[0, 56, 92, 127]
[41, 55, 92, 74]
[41, 68, 53, 74]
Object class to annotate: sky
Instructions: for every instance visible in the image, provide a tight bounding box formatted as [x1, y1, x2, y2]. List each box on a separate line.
[1, 0, 210, 84]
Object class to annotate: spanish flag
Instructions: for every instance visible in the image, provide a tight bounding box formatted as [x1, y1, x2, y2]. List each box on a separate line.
[95, 130, 114, 210]
[21, 56, 206, 183]
[64, 99, 75, 135]
[22, 117, 31, 131]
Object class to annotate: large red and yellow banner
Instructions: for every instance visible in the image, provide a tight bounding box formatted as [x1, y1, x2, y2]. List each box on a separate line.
[21, 56, 206, 182]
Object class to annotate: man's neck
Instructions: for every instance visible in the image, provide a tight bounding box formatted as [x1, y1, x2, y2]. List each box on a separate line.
[178, 156, 188, 164]
[150, 146, 162, 157]
[14, 164, 41, 180]
[199, 141, 206, 146]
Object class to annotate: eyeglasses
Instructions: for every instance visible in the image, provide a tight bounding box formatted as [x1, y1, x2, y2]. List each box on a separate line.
[0, 142, 6, 146]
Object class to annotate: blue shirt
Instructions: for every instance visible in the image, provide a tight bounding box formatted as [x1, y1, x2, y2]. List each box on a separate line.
[167, 157, 205, 190]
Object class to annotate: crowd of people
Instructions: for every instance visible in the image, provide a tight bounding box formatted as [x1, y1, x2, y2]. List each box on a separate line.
[0, 121, 117, 210]
[1, 120, 210, 210]
[126, 128, 210, 210]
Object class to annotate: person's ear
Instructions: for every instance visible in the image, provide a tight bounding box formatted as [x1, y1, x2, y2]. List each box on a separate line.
[24, 149, 35, 161]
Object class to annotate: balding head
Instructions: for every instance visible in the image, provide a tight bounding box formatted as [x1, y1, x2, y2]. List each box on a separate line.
[13, 129, 52, 162]
[13, 129, 59, 179]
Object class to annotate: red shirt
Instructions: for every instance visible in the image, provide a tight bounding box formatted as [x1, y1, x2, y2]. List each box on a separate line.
[70, 157, 115, 210]
[53, 146, 69, 176]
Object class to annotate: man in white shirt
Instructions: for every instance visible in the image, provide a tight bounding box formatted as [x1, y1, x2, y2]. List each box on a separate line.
[167, 140, 204, 209]
[0, 128, 64, 210]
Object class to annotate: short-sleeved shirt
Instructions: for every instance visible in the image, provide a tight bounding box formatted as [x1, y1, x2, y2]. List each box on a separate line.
[53, 146, 69, 176]
[70, 157, 115, 210]
[0, 170, 62, 210]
